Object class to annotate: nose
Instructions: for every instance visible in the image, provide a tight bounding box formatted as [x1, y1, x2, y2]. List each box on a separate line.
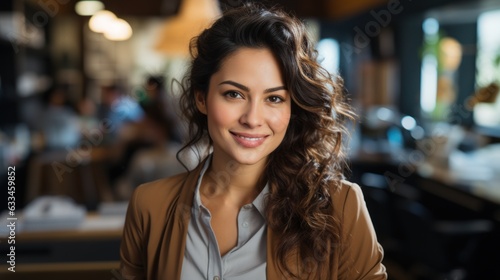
[239, 101, 263, 128]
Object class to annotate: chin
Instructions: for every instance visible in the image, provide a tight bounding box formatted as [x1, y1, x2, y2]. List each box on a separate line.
[230, 150, 269, 166]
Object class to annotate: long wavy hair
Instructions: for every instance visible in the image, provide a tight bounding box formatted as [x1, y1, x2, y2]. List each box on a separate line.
[178, 2, 355, 278]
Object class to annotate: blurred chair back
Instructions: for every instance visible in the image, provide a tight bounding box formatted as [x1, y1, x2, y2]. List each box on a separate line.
[26, 150, 113, 210]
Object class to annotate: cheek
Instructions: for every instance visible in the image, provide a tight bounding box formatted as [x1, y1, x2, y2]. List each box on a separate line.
[206, 102, 237, 130]
[268, 109, 291, 133]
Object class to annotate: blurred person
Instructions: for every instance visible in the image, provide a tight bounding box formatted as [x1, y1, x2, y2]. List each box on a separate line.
[133, 75, 177, 146]
[113, 76, 189, 199]
[96, 83, 144, 145]
[77, 95, 98, 132]
[120, 3, 386, 280]
[139, 75, 185, 144]
[87, 83, 144, 194]
[37, 85, 81, 150]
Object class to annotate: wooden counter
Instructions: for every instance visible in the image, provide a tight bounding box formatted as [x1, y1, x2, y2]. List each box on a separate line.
[0, 213, 124, 280]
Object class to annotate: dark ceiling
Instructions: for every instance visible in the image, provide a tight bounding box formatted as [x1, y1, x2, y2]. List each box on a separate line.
[32, 0, 380, 19]
[52, 0, 330, 18]
[26, 0, 484, 21]
[53, 0, 181, 17]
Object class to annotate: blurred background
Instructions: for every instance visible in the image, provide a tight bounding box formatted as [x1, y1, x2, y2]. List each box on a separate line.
[0, 0, 499, 279]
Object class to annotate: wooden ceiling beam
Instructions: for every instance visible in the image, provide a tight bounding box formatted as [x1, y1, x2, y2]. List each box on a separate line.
[326, 0, 389, 20]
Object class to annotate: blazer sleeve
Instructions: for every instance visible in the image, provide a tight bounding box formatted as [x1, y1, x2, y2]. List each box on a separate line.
[120, 186, 147, 280]
[337, 182, 387, 279]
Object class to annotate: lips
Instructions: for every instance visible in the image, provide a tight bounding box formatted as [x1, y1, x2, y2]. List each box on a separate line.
[230, 132, 268, 148]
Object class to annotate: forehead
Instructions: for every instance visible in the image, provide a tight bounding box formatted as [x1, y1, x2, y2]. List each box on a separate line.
[212, 47, 284, 84]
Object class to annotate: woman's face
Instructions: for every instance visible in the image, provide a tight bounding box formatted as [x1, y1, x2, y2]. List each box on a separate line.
[196, 47, 291, 167]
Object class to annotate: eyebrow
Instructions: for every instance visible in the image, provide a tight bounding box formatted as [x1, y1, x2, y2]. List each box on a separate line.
[218, 80, 286, 93]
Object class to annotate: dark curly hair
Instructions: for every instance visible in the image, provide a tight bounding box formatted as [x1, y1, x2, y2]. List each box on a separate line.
[178, 2, 355, 278]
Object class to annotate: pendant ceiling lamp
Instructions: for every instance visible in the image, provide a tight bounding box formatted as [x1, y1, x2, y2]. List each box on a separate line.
[75, 0, 104, 16]
[88, 10, 133, 41]
[155, 0, 221, 56]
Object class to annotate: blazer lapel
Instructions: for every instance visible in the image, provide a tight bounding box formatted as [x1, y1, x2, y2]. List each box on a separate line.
[159, 161, 206, 279]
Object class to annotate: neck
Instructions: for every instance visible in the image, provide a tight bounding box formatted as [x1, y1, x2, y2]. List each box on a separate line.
[201, 154, 266, 206]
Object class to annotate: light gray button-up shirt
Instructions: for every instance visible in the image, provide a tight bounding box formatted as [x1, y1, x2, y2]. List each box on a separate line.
[180, 157, 268, 280]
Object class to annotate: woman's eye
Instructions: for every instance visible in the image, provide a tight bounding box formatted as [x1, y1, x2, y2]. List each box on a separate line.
[224, 91, 242, 99]
[268, 96, 284, 103]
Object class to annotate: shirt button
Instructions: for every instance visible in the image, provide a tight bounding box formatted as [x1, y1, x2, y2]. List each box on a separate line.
[242, 221, 249, 228]
[243, 204, 252, 209]
[214, 276, 220, 280]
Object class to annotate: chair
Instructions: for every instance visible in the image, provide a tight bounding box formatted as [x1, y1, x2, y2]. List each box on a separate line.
[391, 196, 493, 280]
[26, 149, 114, 210]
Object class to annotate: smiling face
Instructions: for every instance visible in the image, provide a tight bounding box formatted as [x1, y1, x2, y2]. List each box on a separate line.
[196, 47, 291, 169]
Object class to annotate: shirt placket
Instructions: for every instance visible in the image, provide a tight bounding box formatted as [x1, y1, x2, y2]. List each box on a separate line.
[237, 204, 253, 247]
[200, 205, 223, 280]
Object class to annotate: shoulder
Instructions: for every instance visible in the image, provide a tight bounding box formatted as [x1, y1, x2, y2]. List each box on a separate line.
[329, 180, 366, 219]
[329, 182, 388, 278]
[330, 180, 364, 206]
[136, 172, 188, 193]
[130, 172, 191, 211]
[129, 157, 207, 212]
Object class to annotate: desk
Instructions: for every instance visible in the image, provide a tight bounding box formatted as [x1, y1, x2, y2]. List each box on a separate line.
[0, 214, 124, 280]
[418, 162, 500, 204]
[350, 150, 500, 222]
[417, 161, 500, 222]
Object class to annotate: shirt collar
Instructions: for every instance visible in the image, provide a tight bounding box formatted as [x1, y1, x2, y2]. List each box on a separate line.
[193, 154, 212, 211]
[253, 183, 269, 218]
[193, 154, 269, 218]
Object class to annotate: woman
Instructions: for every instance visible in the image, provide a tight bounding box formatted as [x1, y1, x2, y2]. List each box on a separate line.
[120, 3, 386, 279]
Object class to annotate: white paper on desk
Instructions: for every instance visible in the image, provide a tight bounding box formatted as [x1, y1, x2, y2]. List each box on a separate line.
[98, 201, 129, 216]
[449, 143, 500, 181]
[449, 150, 495, 181]
[22, 195, 86, 231]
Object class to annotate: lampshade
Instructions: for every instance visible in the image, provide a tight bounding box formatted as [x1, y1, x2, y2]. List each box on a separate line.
[104, 18, 133, 41]
[89, 10, 133, 41]
[154, 0, 221, 56]
[75, 0, 104, 16]
[89, 10, 117, 33]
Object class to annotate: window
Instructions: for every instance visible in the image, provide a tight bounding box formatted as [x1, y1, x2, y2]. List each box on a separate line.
[317, 38, 340, 76]
[474, 9, 500, 128]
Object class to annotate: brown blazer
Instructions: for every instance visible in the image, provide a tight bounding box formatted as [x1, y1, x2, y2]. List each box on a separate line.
[120, 161, 387, 279]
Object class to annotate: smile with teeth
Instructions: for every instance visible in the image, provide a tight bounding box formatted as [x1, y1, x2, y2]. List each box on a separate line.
[230, 132, 268, 147]
[236, 135, 263, 141]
